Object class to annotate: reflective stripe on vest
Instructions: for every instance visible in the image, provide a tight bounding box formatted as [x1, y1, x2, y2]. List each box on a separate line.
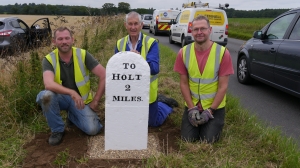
[117, 34, 158, 103]
[183, 42, 226, 109]
[46, 47, 93, 104]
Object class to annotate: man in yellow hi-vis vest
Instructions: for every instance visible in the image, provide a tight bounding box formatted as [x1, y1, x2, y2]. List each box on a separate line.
[174, 15, 234, 143]
[115, 11, 179, 127]
[36, 27, 106, 146]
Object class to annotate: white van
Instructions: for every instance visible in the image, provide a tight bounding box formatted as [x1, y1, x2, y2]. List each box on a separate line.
[169, 1, 229, 47]
[149, 9, 180, 36]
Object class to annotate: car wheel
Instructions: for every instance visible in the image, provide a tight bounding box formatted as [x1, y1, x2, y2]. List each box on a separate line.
[237, 55, 252, 84]
[169, 32, 174, 44]
[181, 35, 186, 48]
[149, 27, 152, 33]
[154, 26, 158, 36]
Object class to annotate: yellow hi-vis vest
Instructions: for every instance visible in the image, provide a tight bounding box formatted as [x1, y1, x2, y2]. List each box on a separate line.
[117, 34, 158, 103]
[45, 47, 93, 104]
[183, 42, 226, 109]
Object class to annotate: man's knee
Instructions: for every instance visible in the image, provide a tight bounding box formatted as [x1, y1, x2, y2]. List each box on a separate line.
[84, 124, 102, 135]
[37, 90, 56, 106]
[181, 126, 199, 142]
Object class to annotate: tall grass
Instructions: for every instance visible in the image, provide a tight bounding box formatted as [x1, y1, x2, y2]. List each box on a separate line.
[1, 15, 300, 167]
[0, 15, 127, 167]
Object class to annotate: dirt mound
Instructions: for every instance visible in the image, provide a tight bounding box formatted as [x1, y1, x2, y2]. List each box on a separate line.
[22, 117, 181, 168]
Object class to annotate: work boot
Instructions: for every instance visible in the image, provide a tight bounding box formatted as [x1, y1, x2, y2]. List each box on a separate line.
[49, 132, 64, 146]
[157, 94, 179, 108]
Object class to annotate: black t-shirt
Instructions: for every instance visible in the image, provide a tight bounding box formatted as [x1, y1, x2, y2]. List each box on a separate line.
[42, 51, 99, 94]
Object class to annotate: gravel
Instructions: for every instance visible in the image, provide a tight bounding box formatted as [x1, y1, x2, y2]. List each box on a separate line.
[87, 134, 161, 159]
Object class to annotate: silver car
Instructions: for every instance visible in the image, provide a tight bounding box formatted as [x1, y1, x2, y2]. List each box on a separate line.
[0, 17, 51, 56]
[142, 14, 152, 29]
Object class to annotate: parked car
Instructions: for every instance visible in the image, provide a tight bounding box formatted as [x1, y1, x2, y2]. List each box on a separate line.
[142, 14, 152, 29]
[0, 16, 51, 56]
[237, 7, 300, 98]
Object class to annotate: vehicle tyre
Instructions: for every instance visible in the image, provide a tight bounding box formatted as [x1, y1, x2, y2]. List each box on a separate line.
[154, 26, 158, 36]
[169, 31, 174, 44]
[149, 28, 152, 33]
[237, 55, 252, 84]
[181, 35, 186, 48]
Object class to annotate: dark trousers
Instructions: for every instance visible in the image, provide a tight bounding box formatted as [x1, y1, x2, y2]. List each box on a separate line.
[181, 107, 225, 143]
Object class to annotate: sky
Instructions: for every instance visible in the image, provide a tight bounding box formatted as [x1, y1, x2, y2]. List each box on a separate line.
[0, 0, 297, 11]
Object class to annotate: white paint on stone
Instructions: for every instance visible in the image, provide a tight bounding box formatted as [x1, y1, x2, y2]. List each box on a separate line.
[105, 51, 150, 150]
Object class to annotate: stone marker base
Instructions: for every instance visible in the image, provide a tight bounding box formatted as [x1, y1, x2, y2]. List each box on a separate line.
[87, 134, 161, 159]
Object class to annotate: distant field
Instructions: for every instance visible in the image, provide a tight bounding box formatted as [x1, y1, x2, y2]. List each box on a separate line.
[229, 18, 273, 31]
[228, 18, 273, 40]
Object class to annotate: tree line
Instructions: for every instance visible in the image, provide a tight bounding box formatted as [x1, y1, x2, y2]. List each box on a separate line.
[0, 2, 154, 16]
[0, 2, 291, 18]
[225, 8, 290, 18]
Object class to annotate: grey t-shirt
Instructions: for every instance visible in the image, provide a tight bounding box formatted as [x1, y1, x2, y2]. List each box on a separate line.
[42, 51, 99, 94]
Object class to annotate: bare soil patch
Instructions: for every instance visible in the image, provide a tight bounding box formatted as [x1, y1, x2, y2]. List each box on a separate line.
[22, 116, 181, 168]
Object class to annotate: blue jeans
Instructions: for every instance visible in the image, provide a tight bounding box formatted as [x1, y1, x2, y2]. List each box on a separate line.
[36, 90, 102, 135]
[148, 101, 173, 127]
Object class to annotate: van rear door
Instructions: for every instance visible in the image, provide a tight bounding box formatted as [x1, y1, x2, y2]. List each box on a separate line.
[194, 10, 227, 43]
[158, 10, 180, 31]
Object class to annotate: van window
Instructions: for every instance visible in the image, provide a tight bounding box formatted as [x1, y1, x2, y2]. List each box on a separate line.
[176, 12, 182, 23]
[144, 16, 152, 20]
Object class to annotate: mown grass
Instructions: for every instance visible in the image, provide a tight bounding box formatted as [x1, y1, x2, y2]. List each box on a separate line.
[228, 18, 273, 40]
[0, 16, 300, 167]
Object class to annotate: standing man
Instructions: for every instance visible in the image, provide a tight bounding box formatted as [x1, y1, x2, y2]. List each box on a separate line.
[174, 15, 234, 143]
[115, 11, 178, 127]
[36, 27, 106, 145]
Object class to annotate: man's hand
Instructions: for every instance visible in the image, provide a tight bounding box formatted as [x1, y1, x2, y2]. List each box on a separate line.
[89, 100, 100, 112]
[188, 106, 201, 127]
[197, 109, 214, 125]
[70, 91, 85, 110]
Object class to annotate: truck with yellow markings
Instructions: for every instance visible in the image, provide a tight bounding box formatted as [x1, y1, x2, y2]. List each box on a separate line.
[169, 1, 229, 47]
[149, 9, 180, 36]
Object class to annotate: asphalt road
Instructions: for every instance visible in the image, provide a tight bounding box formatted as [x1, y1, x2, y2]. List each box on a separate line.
[144, 29, 300, 147]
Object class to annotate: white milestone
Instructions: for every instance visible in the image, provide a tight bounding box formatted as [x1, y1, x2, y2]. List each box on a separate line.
[105, 51, 150, 150]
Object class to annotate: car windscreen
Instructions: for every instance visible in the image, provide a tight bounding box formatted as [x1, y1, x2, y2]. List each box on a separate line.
[144, 16, 152, 20]
[0, 21, 4, 29]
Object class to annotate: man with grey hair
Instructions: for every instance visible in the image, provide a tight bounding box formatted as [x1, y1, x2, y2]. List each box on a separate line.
[115, 11, 178, 127]
[174, 15, 234, 143]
